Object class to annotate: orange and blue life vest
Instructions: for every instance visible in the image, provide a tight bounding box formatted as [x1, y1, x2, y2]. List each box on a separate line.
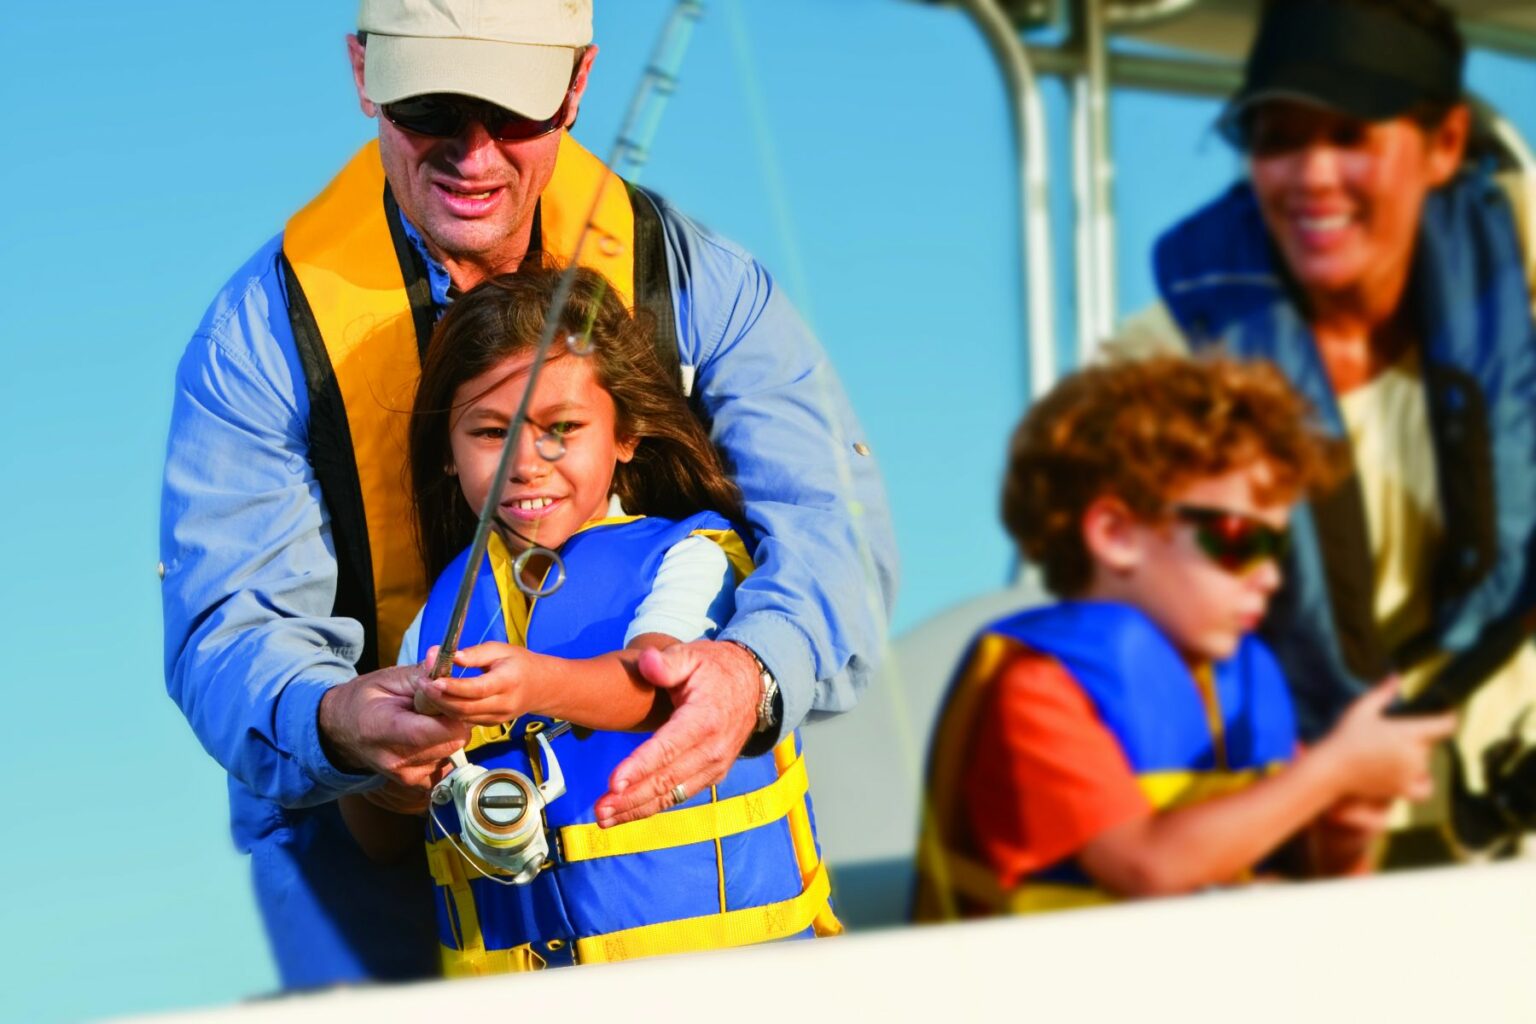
[916, 601, 1297, 918]
[417, 512, 840, 974]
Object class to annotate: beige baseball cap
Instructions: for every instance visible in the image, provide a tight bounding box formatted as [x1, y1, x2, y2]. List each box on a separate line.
[358, 0, 593, 118]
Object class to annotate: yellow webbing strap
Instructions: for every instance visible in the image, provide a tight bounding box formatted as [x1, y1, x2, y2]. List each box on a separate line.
[913, 633, 1024, 922]
[443, 942, 545, 978]
[559, 754, 810, 861]
[1138, 767, 1274, 811]
[575, 861, 834, 965]
[1192, 663, 1230, 771]
[690, 527, 755, 581]
[282, 134, 635, 662]
[487, 532, 534, 648]
[916, 848, 1112, 916]
[425, 841, 486, 961]
[773, 736, 842, 937]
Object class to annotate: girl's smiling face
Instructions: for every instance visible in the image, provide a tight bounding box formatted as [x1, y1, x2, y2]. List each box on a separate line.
[449, 350, 636, 553]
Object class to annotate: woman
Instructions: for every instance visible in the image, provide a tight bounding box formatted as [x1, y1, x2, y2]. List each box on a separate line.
[1111, 0, 1536, 863]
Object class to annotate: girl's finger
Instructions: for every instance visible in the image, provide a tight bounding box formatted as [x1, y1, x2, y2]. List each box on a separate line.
[430, 675, 497, 700]
[454, 642, 516, 667]
[421, 695, 516, 721]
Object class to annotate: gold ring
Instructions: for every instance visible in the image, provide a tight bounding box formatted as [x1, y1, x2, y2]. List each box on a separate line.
[670, 784, 688, 806]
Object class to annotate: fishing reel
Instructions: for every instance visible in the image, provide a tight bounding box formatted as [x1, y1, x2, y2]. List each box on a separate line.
[431, 725, 567, 885]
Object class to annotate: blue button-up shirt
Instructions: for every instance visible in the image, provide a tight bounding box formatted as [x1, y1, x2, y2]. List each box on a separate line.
[161, 191, 898, 849]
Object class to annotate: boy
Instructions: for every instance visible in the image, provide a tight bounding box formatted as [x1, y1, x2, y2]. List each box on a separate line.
[915, 357, 1456, 919]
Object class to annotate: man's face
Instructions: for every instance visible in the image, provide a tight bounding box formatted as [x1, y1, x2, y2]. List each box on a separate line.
[1246, 100, 1466, 307]
[347, 38, 597, 286]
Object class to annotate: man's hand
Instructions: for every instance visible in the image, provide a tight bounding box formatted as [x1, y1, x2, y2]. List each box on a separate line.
[363, 780, 431, 815]
[594, 640, 761, 828]
[317, 663, 473, 794]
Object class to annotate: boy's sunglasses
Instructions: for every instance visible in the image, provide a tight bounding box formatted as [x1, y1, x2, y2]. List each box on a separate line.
[1172, 505, 1290, 574]
[382, 87, 574, 143]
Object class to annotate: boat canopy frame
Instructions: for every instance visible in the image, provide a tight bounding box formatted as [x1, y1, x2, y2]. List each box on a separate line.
[948, 0, 1536, 396]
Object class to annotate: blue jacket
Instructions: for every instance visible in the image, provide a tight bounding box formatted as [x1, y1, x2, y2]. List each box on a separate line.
[420, 514, 836, 973]
[159, 154, 895, 986]
[1154, 175, 1536, 739]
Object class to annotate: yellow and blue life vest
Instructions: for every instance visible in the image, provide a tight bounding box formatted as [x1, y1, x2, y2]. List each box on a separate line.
[915, 601, 1297, 918]
[416, 512, 840, 974]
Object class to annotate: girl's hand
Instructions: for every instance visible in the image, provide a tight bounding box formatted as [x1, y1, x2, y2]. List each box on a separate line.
[415, 642, 543, 725]
[1314, 679, 1457, 804]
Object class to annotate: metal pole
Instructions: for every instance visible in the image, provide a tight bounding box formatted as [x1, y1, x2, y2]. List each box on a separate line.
[1070, 0, 1117, 367]
[958, 0, 1058, 399]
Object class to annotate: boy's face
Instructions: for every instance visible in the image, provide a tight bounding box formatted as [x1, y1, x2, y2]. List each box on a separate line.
[1085, 463, 1290, 663]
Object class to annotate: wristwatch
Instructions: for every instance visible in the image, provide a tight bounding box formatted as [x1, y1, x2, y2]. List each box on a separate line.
[728, 640, 780, 734]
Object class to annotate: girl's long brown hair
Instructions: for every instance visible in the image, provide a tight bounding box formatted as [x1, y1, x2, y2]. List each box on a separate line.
[410, 261, 744, 581]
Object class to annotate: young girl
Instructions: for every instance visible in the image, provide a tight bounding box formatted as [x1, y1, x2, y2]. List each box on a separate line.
[350, 263, 838, 976]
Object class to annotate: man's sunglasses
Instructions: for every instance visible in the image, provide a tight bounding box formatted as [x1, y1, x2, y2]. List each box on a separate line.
[382, 87, 574, 143]
[1172, 505, 1291, 574]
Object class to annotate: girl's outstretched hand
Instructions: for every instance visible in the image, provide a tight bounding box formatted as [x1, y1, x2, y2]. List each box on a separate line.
[415, 642, 540, 725]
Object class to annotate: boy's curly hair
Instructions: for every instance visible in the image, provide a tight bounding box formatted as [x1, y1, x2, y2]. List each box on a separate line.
[1002, 355, 1342, 597]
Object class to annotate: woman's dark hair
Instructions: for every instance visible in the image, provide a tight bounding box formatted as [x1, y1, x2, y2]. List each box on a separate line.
[409, 261, 744, 580]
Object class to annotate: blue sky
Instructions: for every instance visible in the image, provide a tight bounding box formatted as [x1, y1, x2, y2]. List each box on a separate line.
[0, 2, 1531, 1020]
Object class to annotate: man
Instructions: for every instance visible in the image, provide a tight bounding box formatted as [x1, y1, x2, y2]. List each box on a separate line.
[160, 0, 895, 987]
[1108, 0, 1536, 863]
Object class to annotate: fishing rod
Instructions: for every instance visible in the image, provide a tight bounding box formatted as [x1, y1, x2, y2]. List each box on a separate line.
[422, 0, 707, 881]
[429, 0, 705, 686]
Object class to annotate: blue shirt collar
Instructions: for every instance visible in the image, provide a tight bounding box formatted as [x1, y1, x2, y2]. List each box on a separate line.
[396, 212, 455, 310]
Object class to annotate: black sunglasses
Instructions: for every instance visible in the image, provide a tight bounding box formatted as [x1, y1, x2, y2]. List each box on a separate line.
[382, 85, 575, 143]
[1172, 504, 1290, 574]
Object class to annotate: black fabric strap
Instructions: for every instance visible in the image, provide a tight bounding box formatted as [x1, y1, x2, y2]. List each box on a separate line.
[1309, 469, 1394, 682]
[1425, 364, 1498, 603]
[384, 185, 440, 363]
[627, 183, 686, 400]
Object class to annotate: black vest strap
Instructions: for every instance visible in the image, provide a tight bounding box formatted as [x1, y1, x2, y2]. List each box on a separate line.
[385, 185, 438, 364]
[1308, 471, 1393, 681]
[627, 183, 685, 399]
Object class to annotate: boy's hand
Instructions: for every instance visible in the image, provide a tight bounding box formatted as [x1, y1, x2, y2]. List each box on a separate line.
[414, 642, 541, 725]
[1317, 679, 1457, 803]
[1308, 795, 1394, 877]
[1321, 795, 1394, 835]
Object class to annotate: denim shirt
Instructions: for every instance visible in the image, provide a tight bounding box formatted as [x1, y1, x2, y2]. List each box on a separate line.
[160, 193, 898, 844]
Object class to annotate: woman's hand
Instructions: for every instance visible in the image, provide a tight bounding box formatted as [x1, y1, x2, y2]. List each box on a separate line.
[414, 642, 546, 725]
[1313, 679, 1457, 804]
